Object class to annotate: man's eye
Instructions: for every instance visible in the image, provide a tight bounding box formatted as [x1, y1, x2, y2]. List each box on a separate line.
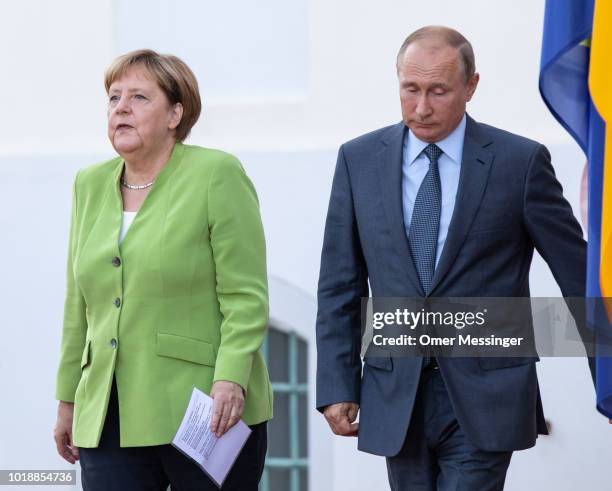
[433, 89, 447, 96]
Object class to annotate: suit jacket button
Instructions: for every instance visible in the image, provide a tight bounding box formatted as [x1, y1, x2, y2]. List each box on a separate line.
[112, 257, 121, 267]
[110, 338, 118, 349]
[114, 297, 121, 308]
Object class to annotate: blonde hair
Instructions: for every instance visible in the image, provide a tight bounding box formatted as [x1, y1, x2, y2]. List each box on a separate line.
[104, 49, 202, 141]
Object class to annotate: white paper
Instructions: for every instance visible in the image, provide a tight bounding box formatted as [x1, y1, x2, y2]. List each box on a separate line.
[172, 387, 252, 487]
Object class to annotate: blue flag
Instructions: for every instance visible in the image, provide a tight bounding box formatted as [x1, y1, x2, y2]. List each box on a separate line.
[540, 0, 612, 418]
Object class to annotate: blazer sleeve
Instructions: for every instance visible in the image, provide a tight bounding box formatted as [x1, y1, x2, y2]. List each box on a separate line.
[208, 156, 269, 391]
[523, 144, 596, 382]
[316, 145, 369, 411]
[55, 170, 88, 402]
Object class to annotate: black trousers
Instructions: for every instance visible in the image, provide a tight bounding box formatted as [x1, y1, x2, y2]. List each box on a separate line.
[79, 379, 267, 491]
[386, 367, 512, 491]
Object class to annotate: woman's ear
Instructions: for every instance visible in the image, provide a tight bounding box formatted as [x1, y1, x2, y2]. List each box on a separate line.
[169, 102, 184, 130]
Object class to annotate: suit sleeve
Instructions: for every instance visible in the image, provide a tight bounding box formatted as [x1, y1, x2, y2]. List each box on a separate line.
[55, 171, 88, 402]
[316, 145, 369, 411]
[208, 156, 269, 392]
[523, 144, 595, 382]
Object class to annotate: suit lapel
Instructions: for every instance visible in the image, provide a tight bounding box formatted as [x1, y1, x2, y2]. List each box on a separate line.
[429, 115, 494, 294]
[377, 122, 424, 295]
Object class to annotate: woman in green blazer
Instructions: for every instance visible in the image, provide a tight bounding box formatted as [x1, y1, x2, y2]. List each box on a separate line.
[53, 50, 272, 490]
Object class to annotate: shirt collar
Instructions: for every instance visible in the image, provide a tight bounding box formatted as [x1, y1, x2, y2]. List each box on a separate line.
[404, 113, 467, 166]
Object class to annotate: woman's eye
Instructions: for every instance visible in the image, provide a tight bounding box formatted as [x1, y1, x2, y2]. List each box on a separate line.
[109, 95, 119, 102]
[134, 94, 147, 100]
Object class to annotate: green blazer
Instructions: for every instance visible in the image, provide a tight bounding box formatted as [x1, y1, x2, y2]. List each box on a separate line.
[55, 142, 273, 448]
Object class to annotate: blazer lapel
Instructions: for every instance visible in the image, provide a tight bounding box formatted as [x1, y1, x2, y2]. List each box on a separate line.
[115, 142, 185, 248]
[429, 115, 494, 295]
[377, 122, 424, 295]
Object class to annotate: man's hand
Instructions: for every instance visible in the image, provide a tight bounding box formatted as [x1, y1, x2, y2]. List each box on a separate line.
[323, 402, 359, 437]
[210, 380, 245, 437]
[53, 401, 79, 464]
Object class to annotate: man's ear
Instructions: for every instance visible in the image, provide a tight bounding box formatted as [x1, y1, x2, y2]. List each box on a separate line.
[466, 73, 480, 102]
[169, 102, 184, 130]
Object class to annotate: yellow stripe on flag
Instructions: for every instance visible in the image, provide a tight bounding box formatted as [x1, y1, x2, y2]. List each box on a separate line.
[589, 0, 612, 302]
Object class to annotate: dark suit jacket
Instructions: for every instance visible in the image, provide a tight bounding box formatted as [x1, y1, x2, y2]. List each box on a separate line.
[316, 115, 588, 455]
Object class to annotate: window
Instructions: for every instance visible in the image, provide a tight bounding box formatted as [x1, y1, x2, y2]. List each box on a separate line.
[260, 327, 308, 491]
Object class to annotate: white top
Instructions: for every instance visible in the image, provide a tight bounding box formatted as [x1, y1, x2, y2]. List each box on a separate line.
[119, 211, 137, 244]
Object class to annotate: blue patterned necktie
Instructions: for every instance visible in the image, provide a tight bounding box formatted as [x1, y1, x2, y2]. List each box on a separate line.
[409, 144, 442, 368]
[409, 143, 442, 295]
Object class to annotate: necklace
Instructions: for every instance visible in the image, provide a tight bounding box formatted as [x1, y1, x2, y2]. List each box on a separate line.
[121, 178, 155, 190]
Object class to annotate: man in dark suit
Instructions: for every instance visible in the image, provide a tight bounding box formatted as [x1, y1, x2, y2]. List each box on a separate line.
[316, 25, 591, 490]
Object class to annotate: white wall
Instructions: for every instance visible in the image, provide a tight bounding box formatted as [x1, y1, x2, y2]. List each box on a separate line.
[0, 1, 609, 490]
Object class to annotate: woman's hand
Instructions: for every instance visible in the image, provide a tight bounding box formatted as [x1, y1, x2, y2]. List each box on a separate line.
[53, 401, 79, 464]
[210, 380, 245, 437]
